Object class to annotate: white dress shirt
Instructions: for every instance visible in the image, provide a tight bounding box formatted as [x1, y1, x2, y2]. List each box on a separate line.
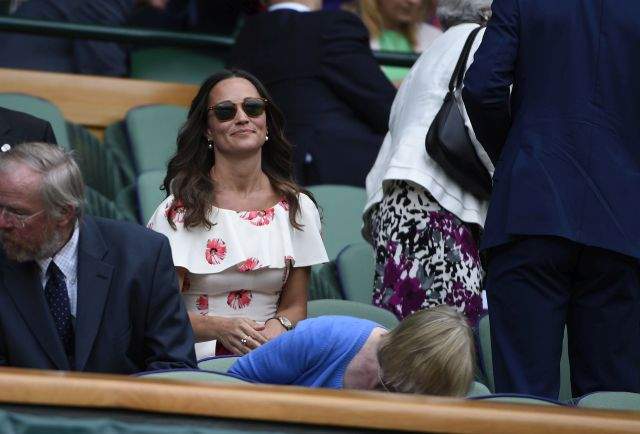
[37, 222, 80, 316]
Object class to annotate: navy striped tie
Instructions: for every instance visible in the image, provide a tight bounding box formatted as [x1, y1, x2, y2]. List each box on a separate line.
[44, 261, 74, 364]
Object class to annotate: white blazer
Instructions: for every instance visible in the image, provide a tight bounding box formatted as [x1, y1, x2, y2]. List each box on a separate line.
[364, 23, 494, 235]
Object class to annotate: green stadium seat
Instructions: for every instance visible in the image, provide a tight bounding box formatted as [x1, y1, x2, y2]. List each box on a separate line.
[466, 381, 491, 398]
[125, 104, 186, 174]
[131, 47, 225, 85]
[84, 187, 135, 222]
[137, 170, 167, 223]
[577, 392, 640, 411]
[197, 356, 240, 373]
[137, 369, 248, 384]
[67, 122, 128, 202]
[307, 185, 367, 260]
[309, 262, 342, 301]
[478, 315, 572, 401]
[307, 299, 399, 330]
[103, 120, 136, 187]
[335, 242, 375, 304]
[0, 92, 71, 149]
[473, 394, 563, 406]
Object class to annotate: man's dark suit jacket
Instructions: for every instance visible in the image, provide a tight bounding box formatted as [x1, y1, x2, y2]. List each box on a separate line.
[230, 10, 396, 186]
[463, 0, 640, 259]
[0, 0, 133, 76]
[0, 216, 197, 373]
[0, 107, 57, 147]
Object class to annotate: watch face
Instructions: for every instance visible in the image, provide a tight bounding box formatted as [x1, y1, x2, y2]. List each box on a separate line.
[279, 316, 293, 329]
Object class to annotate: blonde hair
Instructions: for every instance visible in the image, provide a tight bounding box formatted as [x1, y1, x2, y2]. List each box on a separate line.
[357, 0, 429, 50]
[377, 305, 475, 396]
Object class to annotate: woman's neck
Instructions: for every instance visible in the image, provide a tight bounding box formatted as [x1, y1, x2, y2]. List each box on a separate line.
[210, 153, 268, 196]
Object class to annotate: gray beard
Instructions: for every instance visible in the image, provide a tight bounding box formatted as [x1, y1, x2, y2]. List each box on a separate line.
[0, 229, 65, 263]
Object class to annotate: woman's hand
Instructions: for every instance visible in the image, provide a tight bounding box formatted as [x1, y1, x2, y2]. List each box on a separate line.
[216, 317, 268, 355]
[261, 318, 288, 341]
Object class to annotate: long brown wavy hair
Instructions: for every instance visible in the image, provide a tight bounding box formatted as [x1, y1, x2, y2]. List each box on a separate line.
[163, 69, 315, 230]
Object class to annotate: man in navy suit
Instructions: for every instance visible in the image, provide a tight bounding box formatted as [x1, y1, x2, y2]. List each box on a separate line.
[0, 142, 196, 373]
[463, 0, 640, 398]
[0, 107, 57, 147]
[229, 0, 396, 186]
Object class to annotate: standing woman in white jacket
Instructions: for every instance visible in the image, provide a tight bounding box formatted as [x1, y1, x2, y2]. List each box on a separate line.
[363, 0, 493, 326]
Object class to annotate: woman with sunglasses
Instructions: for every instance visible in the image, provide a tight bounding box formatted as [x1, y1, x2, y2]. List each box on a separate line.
[148, 69, 328, 359]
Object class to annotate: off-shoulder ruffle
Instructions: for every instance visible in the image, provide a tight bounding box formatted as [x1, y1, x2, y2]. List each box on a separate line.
[148, 193, 328, 274]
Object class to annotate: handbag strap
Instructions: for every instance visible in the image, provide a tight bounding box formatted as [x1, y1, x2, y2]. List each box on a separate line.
[448, 26, 483, 93]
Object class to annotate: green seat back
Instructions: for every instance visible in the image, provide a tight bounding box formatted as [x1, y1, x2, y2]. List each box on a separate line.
[335, 242, 375, 304]
[479, 315, 572, 400]
[0, 93, 71, 149]
[577, 392, 640, 411]
[67, 122, 127, 202]
[475, 395, 561, 406]
[307, 299, 399, 330]
[138, 370, 247, 384]
[309, 262, 342, 300]
[131, 47, 225, 85]
[466, 381, 491, 398]
[104, 120, 136, 187]
[307, 185, 367, 260]
[126, 104, 186, 174]
[137, 170, 166, 223]
[84, 187, 134, 222]
[197, 356, 241, 373]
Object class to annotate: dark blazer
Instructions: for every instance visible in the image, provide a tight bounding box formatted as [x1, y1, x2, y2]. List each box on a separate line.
[0, 0, 132, 76]
[0, 216, 197, 373]
[230, 10, 396, 186]
[463, 0, 640, 259]
[0, 107, 57, 147]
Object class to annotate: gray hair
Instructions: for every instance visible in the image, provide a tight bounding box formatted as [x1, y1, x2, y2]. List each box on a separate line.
[436, 0, 493, 30]
[0, 142, 84, 219]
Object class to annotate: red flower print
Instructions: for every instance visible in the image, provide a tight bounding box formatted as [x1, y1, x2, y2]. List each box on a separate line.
[278, 198, 289, 211]
[205, 238, 227, 265]
[227, 290, 252, 310]
[165, 199, 186, 223]
[239, 207, 275, 226]
[196, 295, 208, 315]
[238, 257, 260, 272]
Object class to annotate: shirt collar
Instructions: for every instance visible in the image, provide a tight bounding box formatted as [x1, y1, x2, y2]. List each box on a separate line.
[37, 221, 80, 282]
[268, 2, 312, 12]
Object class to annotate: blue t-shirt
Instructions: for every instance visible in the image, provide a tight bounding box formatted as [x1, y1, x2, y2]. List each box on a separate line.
[229, 316, 380, 388]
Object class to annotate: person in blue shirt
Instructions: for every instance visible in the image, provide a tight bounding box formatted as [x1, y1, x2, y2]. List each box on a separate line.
[229, 305, 474, 396]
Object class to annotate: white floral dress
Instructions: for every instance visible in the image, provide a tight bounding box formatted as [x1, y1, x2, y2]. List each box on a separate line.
[148, 193, 328, 359]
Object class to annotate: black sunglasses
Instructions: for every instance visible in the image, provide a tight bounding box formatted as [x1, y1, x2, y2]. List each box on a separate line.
[207, 97, 268, 122]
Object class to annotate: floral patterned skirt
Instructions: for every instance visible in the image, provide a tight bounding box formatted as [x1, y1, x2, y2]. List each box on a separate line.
[369, 181, 483, 325]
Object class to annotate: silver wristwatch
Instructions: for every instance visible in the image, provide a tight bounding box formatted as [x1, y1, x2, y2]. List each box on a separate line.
[270, 315, 293, 331]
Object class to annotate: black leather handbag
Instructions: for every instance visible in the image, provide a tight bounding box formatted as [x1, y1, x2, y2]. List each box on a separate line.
[425, 26, 492, 200]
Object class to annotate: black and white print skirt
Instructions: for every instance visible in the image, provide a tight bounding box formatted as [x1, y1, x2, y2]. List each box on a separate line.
[368, 181, 484, 325]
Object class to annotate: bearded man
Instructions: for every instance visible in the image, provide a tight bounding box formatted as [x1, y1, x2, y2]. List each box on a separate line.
[0, 142, 196, 373]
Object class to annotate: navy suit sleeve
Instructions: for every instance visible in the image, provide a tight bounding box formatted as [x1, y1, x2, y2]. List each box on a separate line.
[462, 0, 520, 163]
[320, 12, 396, 134]
[143, 237, 197, 370]
[42, 121, 57, 145]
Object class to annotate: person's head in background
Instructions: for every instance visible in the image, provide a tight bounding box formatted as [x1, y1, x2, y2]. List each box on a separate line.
[0, 142, 83, 263]
[357, 0, 431, 51]
[435, 0, 492, 31]
[378, 305, 475, 396]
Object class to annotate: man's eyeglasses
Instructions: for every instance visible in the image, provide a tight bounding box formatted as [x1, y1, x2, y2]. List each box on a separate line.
[0, 206, 44, 228]
[208, 97, 268, 122]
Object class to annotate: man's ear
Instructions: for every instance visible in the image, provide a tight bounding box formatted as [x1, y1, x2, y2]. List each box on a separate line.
[55, 205, 77, 228]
